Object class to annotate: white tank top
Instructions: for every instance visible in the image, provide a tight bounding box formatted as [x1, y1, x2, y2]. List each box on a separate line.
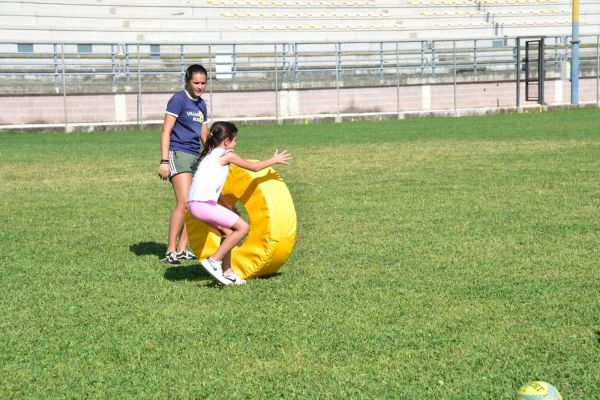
[188, 148, 232, 202]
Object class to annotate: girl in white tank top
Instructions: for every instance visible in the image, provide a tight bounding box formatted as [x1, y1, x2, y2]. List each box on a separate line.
[188, 121, 292, 285]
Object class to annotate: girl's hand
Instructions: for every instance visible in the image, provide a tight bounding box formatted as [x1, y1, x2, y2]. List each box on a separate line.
[158, 163, 170, 180]
[272, 149, 292, 165]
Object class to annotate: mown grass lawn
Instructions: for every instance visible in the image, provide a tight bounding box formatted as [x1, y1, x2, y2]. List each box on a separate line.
[1, 108, 599, 399]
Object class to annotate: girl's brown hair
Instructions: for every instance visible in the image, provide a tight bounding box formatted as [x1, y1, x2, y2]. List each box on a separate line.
[199, 121, 238, 161]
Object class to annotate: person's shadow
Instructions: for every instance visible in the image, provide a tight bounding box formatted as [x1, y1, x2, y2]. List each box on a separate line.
[164, 267, 280, 284]
[130, 241, 218, 285]
[129, 241, 167, 259]
[163, 264, 218, 284]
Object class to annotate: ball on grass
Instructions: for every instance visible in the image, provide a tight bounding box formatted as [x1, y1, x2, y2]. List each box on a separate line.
[515, 381, 562, 400]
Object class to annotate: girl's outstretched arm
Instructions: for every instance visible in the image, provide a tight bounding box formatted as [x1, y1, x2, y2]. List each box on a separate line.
[221, 149, 292, 172]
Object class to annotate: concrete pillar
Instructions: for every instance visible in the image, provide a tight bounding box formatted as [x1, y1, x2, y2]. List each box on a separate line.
[554, 80, 565, 104]
[422, 85, 431, 111]
[278, 90, 299, 118]
[114, 94, 127, 122]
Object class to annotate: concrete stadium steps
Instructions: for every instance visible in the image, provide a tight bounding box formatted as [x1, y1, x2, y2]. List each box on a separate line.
[0, 0, 598, 43]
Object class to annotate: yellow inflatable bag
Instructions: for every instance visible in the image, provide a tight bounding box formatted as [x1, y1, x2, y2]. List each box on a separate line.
[186, 164, 296, 279]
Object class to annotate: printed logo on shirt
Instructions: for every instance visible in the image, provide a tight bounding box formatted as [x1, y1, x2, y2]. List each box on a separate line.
[186, 111, 205, 123]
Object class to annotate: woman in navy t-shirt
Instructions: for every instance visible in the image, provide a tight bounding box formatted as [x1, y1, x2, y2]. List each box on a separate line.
[158, 64, 208, 264]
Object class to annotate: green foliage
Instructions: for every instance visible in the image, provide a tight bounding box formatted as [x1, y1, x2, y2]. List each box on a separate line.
[1, 109, 599, 399]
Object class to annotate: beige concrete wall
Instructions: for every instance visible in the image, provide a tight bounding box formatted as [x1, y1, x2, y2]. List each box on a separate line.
[1, 78, 598, 128]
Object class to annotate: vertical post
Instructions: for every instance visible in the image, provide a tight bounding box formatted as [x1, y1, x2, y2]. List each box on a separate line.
[294, 43, 299, 83]
[431, 40, 436, 77]
[379, 41, 384, 80]
[137, 44, 141, 126]
[453, 40, 457, 115]
[571, 0, 580, 105]
[516, 37, 521, 109]
[111, 44, 117, 89]
[282, 43, 287, 84]
[420, 41, 425, 79]
[554, 37, 560, 74]
[53, 43, 59, 90]
[124, 44, 130, 87]
[180, 44, 185, 86]
[525, 41, 531, 101]
[274, 44, 279, 124]
[208, 45, 213, 121]
[232, 44, 237, 82]
[473, 39, 478, 76]
[61, 43, 68, 132]
[539, 38, 545, 105]
[596, 35, 599, 105]
[396, 41, 400, 119]
[336, 42, 341, 122]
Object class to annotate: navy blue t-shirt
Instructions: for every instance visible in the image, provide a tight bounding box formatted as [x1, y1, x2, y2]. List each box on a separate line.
[165, 90, 207, 155]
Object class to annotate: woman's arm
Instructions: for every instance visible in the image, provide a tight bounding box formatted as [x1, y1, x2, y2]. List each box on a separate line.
[200, 123, 209, 145]
[160, 114, 177, 159]
[158, 114, 177, 180]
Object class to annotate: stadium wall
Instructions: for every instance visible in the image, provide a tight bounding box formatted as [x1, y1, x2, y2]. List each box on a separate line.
[1, 77, 598, 131]
[2, 33, 600, 130]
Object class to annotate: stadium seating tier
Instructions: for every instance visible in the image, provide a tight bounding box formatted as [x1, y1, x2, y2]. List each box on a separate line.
[0, 0, 598, 43]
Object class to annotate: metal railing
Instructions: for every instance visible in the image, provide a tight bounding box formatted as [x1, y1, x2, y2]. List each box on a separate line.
[2, 35, 599, 94]
[0, 35, 599, 129]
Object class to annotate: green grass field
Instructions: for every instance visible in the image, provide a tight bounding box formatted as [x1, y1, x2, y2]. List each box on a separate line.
[1, 108, 599, 399]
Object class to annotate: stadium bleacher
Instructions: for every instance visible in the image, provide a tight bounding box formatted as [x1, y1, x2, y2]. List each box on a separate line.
[0, 0, 598, 44]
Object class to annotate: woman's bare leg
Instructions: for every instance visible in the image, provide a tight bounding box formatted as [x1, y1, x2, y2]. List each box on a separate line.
[167, 172, 192, 253]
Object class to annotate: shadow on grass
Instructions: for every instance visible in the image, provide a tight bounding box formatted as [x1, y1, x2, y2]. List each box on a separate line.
[164, 265, 282, 285]
[595, 331, 600, 346]
[164, 265, 230, 289]
[164, 264, 214, 283]
[257, 272, 283, 280]
[130, 241, 167, 259]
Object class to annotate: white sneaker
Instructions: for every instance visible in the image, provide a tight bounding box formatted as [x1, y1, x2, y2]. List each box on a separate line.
[222, 271, 247, 285]
[200, 258, 229, 285]
[177, 250, 197, 261]
[161, 251, 181, 265]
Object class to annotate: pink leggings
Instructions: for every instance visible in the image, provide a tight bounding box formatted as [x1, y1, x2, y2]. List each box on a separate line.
[188, 200, 239, 230]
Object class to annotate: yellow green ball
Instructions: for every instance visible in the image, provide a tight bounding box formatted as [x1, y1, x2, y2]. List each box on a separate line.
[515, 381, 562, 400]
